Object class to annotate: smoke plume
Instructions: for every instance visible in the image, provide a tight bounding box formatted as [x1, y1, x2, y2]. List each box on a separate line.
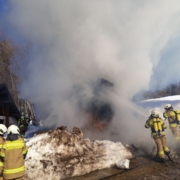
[4, 0, 180, 145]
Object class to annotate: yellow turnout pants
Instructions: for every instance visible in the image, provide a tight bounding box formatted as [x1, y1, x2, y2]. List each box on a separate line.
[153, 135, 170, 159]
[0, 166, 3, 180]
[171, 126, 180, 141]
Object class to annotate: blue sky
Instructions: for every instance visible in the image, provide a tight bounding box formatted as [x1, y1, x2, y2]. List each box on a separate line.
[0, 1, 11, 36]
[0, 0, 10, 15]
[0, 1, 25, 44]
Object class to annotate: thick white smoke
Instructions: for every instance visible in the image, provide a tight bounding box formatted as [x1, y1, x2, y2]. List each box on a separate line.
[5, 0, 180, 145]
[150, 37, 180, 90]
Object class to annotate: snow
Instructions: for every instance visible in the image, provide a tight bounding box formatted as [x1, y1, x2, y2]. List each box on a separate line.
[25, 127, 132, 180]
[116, 159, 130, 169]
[24, 95, 180, 179]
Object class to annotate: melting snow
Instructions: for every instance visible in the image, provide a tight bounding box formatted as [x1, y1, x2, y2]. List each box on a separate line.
[25, 126, 132, 180]
[24, 95, 180, 179]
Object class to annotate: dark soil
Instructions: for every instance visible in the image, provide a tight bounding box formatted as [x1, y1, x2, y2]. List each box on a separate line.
[67, 155, 180, 180]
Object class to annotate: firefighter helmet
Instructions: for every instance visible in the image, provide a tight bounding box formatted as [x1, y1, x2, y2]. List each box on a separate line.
[151, 109, 159, 117]
[0, 124, 7, 135]
[164, 104, 172, 110]
[7, 125, 20, 135]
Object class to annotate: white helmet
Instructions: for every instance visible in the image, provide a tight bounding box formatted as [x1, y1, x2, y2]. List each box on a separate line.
[164, 104, 172, 110]
[0, 124, 7, 135]
[151, 109, 159, 117]
[7, 125, 20, 135]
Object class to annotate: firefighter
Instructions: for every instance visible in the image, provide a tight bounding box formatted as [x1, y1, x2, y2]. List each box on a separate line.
[0, 125, 28, 180]
[25, 114, 30, 124]
[18, 112, 28, 138]
[0, 124, 7, 180]
[163, 104, 180, 141]
[145, 109, 170, 162]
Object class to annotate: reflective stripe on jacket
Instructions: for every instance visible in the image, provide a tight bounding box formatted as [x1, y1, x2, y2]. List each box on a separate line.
[0, 137, 28, 179]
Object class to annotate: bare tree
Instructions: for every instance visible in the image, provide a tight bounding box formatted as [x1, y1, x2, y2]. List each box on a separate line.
[0, 35, 23, 110]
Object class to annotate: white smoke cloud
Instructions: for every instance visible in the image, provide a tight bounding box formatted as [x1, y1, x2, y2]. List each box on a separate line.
[5, 0, 180, 145]
[150, 37, 180, 90]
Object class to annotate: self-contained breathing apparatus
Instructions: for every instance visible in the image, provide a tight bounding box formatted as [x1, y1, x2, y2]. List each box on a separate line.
[164, 104, 180, 125]
[165, 110, 180, 125]
[174, 110, 180, 125]
[152, 118, 164, 136]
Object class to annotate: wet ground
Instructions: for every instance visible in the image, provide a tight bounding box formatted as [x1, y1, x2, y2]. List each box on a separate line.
[67, 155, 180, 180]
[23, 142, 180, 180]
[23, 154, 180, 180]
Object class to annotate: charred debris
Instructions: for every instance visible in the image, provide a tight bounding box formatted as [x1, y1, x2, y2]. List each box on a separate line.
[76, 78, 115, 131]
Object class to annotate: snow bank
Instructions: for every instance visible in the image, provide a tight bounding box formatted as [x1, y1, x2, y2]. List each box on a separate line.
[25, 126, 132, 180]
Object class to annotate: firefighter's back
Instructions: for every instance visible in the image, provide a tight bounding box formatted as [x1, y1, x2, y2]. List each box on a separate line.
[0, 125, 28, 180]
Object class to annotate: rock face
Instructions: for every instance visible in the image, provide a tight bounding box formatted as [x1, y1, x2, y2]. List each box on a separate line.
[25, 126, 132, 180]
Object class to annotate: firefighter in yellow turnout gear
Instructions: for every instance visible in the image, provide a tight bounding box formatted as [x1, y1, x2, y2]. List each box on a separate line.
[163, 104, 180, 141]
[18, 112, 28, 138]
[0, 124, 7, 180]
[0, 125, 28, 180]
[145, 109, 170, 162]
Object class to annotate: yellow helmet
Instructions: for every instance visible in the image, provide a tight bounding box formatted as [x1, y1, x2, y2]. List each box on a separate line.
[0, 124, 7, 135]
[164, 104, 172, 110]
[151, 109, 159, 117]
